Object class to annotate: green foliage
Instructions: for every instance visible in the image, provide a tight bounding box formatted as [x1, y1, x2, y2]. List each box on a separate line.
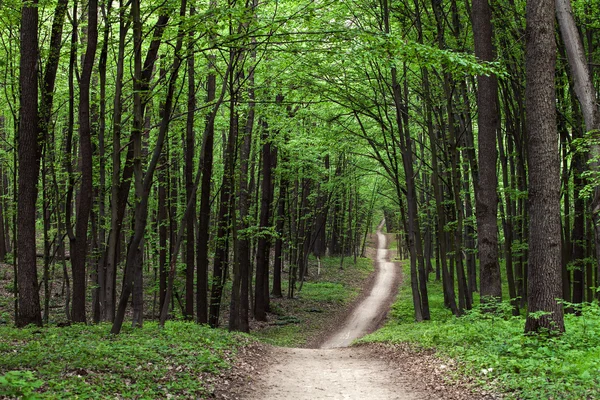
[361, 265, 600, 399]
[0, 322, 248, 398]
[0, 371, 43, 399]
[298, 282, 349, 303]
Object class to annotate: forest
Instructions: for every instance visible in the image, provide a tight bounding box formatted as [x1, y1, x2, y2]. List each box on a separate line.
[1, 0, 600, 398]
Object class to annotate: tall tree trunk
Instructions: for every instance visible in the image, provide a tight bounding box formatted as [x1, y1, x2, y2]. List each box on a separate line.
[103, 1, 126, 322]
[384, 0, 427, 321]
[184, 9, 196, 320]
[272, 167, 286, 298]
[209, 53, 238, 328]
[254, 118, 275, 321]
[556, 0, 600, 292]
[472, 0, 502, 306]
[16, 0, 43, 328]
[196, 0, 218, 325]
[524, 0, 565, 334]
[70, 0, 98, 324]
[230, 69, 254, 332]
[111, 0, 180, 334]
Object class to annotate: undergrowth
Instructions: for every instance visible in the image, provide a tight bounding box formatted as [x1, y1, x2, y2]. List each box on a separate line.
[361, 262, 600, 399]
[0, 322, 248, 399]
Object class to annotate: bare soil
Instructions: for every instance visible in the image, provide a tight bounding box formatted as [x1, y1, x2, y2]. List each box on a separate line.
[217, 227, 494, 400]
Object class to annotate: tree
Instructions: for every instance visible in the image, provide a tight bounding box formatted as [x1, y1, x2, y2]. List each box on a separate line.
[16, 0, 42, 328]
[70, 0, 98, 324]
[524, 0, 565, 334]
[472, 0, 502, 305]
[556, 0, 600, 304]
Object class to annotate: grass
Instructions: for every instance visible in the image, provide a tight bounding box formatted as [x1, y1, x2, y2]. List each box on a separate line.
[0, 322, 249, 399]
[249, 254, 374, 347]
[360, 261, 600, 399]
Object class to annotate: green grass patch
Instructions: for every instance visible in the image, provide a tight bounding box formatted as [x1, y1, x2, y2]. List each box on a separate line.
[0, 322, 249, 399]
[250, 255, 373, 347]
[361, 262, 600, 399]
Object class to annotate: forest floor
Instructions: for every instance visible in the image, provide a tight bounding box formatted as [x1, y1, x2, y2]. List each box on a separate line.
[216, 230, 494, 400]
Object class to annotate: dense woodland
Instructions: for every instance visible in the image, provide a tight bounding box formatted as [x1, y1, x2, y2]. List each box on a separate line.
[2, 0, 600, 336]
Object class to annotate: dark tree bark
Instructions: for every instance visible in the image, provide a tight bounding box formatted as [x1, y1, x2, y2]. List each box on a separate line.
[38, 0, 69, 324]
[208, 53, 238, 328]
[184, 9, 196, 320]
[158, 157, 168, 311]
[70, 0, 98, 323]
[254, 120, 275, 321]
[384, 0, 428, 321]
[112, 0, 179, 334]
[94, 0, 112, 324]
[230, 68, 254, 332]
[104, 7, 169, 323]
[16, 0, 43, 328]
[272, 168, 286, 298]
[311, 155, 330, 258]
[103, 0, 127, 322]
[524, 0, 565, 334]
[196, 0, 218, 325]
[472, 0, 502, 305]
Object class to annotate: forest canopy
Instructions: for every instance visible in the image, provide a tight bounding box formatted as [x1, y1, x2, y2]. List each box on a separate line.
[0, 0, 599, 339]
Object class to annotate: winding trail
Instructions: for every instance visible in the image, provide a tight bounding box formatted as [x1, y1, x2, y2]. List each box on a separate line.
[247, 223, 422, 400]
[321, 228, 398, 348]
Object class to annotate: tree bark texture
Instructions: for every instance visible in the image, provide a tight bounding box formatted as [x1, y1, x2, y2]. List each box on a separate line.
[524, 0, 565, 334]
[16, 0, 43, 328]
[472, 0, 502, 304]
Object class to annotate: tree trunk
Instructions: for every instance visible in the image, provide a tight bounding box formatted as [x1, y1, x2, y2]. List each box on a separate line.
[16, 0, 43, 328]
[524, 0, 565, 334]
[196, 0, 218, 324]
[556, 0, 600, 294]
[472, 0, 502, 306]
[184, 12, 196, 320]
[70, 0, 98, 324]
[254, 120, 274, 321]
[208, 58, 237, 328]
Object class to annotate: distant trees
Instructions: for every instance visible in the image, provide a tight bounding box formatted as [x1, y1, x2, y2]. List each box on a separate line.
[6, 0, 600, 336]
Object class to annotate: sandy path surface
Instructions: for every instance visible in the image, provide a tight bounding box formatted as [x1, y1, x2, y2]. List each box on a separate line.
[247, 347, 419, 400]
[321, 229, 397, 348]
[246, 224, 425, 400]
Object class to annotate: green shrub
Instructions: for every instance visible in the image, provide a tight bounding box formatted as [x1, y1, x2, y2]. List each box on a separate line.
[0, 371, 43, 399]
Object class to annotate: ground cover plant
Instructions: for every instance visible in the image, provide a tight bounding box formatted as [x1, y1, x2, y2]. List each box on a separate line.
[362, 263, 600, 399]
[0, 322, 249, 399]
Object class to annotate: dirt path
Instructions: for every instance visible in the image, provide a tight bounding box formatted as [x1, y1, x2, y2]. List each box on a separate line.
[246, 347, 419, 400]
[244, 224, 427, 400]
[321, 228, 398, 348]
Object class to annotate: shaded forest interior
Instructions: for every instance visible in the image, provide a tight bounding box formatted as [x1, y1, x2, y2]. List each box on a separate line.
[2, 0, 600, 336]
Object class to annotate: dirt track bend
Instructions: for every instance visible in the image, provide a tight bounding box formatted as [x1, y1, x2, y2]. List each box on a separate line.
[247, 223, 423, 400]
